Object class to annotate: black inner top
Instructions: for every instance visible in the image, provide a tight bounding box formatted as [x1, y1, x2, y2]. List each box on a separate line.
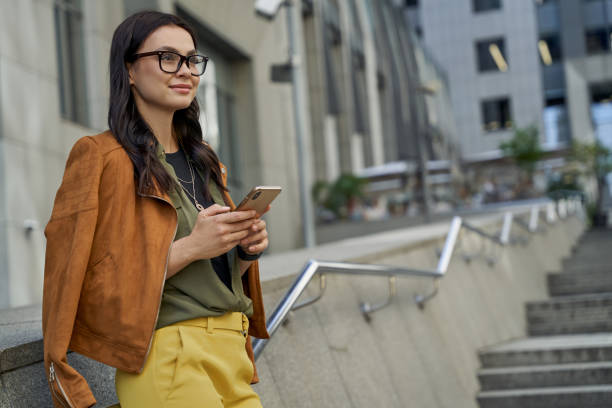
[164, 148, 233, 292]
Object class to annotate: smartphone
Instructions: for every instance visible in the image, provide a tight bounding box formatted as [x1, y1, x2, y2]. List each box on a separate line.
[234, 186, 282, 215]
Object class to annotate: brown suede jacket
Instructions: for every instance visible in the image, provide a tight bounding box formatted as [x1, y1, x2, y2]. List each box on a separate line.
[42, 130, 269, 408]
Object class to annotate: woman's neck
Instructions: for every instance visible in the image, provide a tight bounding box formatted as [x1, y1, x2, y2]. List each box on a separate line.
[135, 101, 178, 153]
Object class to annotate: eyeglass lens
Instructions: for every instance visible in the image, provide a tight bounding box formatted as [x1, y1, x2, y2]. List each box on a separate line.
[160, 52, 206, 75]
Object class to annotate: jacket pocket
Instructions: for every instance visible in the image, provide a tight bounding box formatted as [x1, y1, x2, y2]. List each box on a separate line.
[49, 362, 74, 408]
[77, 253, 118, 330]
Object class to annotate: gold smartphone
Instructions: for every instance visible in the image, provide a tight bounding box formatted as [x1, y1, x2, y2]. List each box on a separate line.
[234, 186, 282, 215]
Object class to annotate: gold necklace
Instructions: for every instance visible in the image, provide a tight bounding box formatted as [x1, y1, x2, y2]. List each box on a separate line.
[177, 156, 205, 211]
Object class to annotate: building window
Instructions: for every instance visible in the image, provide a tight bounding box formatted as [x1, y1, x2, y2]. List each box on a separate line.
[473, 0, 501, 13]
[54, 0, 89, 126]
[405, 0, 418, 6]
[476, 38, 508, 72]
[481, 97, 512, 131]
[586, 28, 611, 54]
[543, 97, 569, 145]
[538, 34, 562, 65]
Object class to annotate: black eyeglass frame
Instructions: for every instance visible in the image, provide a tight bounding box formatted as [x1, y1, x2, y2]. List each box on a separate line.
[130, 51, 209, 76]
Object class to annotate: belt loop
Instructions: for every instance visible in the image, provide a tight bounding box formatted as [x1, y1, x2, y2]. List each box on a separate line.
[241, 313, 249, 336]
[206, 316, 214, 334]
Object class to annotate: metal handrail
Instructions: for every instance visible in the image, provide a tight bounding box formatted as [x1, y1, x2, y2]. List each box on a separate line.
[252, 199, 582, 360]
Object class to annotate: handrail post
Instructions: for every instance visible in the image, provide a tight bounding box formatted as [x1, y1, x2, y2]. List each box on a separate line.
[253, 259, 320, 359]
[415, 216, 462, 309]
[528, 205, 539, 232]
[436, 216, 462, 274]
[500, 212, 513, 245]
[547, 202, 557, 223]
[558, 199, 567, 218]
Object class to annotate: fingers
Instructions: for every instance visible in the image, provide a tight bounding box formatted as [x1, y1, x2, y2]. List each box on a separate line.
[199, 204, 231, 217]
[240, 220, 268, 248]
[216, 209, 257, 223]
[224, 219, 255, 234]
[223, 229, 250, 246]
[243, 237, 268, 254]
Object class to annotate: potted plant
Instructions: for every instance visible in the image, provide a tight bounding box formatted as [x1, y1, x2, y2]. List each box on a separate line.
[568, 141, 612, 227]
[499, 125, 543, 198]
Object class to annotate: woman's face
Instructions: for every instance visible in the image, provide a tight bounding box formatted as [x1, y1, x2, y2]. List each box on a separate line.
[128, 25, 200, 112]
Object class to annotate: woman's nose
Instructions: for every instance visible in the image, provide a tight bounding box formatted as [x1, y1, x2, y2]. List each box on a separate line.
[176, 60, 192, 77]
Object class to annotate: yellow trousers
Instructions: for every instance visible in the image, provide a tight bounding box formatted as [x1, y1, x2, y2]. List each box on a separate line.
[115, 312, 263, 408]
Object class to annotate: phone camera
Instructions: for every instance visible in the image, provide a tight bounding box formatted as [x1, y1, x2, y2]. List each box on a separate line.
[252, 191, 262, 200]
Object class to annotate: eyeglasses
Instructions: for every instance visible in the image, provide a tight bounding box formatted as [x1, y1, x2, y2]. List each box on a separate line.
[130, 51, 209, 76]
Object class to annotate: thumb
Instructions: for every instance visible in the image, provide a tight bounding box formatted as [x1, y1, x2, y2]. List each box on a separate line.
[199, 204, 231, 217]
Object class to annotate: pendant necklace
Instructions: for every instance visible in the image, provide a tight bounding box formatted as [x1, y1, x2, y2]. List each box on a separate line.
[178, 155, 205, 211]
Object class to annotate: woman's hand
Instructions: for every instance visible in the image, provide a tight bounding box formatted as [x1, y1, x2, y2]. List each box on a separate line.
[167, 204, 256, 279]
[239, 219, 269, 255]
[189, 204, 257, 259]
[239, 205, 270, 255]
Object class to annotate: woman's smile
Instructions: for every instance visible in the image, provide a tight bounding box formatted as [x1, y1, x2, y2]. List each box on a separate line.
[169, 84, 192, 94]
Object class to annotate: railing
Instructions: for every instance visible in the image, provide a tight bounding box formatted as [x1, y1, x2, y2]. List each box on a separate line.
[252, 197, 584, 360]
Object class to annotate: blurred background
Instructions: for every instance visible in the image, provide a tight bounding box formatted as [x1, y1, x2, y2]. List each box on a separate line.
[3, 1, 612, 407]
[0, 0, 611, 307]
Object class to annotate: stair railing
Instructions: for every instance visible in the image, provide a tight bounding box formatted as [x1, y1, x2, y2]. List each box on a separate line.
[252, 199, 583, 360]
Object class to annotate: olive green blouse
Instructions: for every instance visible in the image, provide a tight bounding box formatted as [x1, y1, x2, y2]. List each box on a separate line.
[155, 143, 253, 329]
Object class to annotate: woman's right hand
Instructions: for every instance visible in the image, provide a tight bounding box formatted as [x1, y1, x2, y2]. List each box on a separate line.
[187, 204, 257, 260]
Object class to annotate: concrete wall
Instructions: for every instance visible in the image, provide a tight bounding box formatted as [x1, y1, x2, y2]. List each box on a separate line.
[0, 0, 125, 308]
[252, 215, 584, 407]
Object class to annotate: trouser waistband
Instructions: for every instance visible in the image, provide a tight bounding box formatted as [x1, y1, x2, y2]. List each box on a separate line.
[173, 312, 249, 334]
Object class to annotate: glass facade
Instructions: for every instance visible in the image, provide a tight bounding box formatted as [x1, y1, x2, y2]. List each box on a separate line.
[54, 0, 89, 126]
[583, 0, 612, 54]
[591, 82, 612, 150]
[537, 0, 569, 147]
[538, 34, 562, 65]
[543, 98, 570, 146]
[323, 0, 342, 115]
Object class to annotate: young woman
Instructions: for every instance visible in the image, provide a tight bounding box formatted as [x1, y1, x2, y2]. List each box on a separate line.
[42, 11, 270, 408]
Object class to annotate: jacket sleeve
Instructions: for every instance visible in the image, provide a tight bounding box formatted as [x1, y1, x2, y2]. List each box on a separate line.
[42, 136, 102, 408]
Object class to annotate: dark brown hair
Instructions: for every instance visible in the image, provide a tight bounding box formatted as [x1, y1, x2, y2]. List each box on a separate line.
[108, 10, 226, 199]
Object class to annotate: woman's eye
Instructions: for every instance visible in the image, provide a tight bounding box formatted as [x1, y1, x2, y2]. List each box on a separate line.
[161, 53, 178, 61]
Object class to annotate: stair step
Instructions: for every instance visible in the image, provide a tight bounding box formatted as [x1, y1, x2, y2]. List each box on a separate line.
[477, 385, 612, 408]
[561, 264, 611, 274]
[479, 334, 612, 368]
[562, 257, 611, 272]
[548, 271, 612, 296]
[526, 293, 612, 336]
[478, 362, 612, 391]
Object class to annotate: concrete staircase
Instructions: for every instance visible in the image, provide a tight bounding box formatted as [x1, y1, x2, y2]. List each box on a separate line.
[476, 229, 612, 408]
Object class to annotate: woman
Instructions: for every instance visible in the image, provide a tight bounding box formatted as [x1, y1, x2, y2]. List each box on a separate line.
[42, 11, 270, 408]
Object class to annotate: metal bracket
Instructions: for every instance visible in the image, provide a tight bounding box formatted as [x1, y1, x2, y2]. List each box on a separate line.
[282, 273, 327, 326]
[292, 273, 326, 311]
[360, 276, 397, 322]
[414, 278, 441, 310]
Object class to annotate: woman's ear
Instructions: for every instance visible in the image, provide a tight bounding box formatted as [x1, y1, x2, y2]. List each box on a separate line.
[126, 63, 135, 85]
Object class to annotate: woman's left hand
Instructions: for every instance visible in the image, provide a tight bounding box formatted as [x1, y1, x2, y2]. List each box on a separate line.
[239, 205, 271, 254]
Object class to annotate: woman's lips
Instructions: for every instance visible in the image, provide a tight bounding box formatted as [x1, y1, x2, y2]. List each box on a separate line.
[169, 85, 192, 94]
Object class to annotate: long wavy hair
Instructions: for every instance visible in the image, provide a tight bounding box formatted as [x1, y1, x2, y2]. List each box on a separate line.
[108, 10, 226, 199]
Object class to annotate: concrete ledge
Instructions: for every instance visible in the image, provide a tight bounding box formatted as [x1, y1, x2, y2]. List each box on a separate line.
[0, 306, 118, 407]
